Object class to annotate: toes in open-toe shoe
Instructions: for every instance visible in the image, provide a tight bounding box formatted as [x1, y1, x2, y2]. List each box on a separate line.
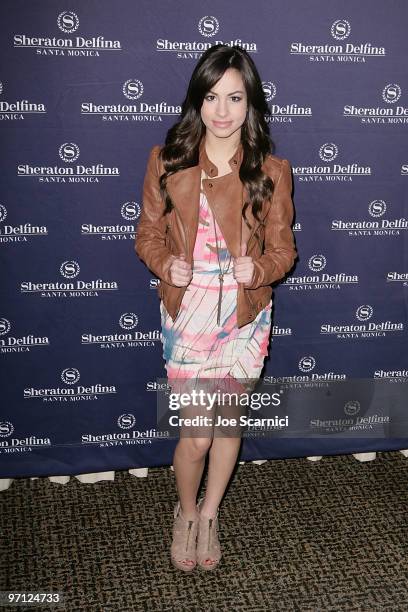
[196, 498, 222, 571]
[170, 501, 199, 572]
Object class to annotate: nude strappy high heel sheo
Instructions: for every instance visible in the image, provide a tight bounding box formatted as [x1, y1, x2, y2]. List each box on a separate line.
[196, 498, 222, 571]
[170, 501, 199, 572]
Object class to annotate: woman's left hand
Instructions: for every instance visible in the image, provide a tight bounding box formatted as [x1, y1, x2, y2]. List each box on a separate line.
[233, 243, 254, 285]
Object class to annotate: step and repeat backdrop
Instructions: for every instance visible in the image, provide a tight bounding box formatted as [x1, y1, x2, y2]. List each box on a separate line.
[1, 1, 407, 478]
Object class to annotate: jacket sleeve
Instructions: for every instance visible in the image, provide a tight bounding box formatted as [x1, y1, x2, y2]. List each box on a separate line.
[244, 158, 297, 289]
[134, 145, 179, 286]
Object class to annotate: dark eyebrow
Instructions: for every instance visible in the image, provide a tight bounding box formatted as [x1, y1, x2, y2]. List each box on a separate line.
[207, 90, 245, 95]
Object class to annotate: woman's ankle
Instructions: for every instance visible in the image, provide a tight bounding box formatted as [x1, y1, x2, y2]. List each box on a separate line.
[179, 503, 199, 521]
[198, 500, 218, 520]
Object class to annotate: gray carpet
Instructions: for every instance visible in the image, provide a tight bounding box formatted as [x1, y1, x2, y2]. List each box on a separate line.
[2, 451, 408, 611]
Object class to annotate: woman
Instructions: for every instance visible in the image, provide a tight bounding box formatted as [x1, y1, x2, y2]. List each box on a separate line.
[135, 44, 297, 572]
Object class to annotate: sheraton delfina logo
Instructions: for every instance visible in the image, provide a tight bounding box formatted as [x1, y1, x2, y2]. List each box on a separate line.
[374, 368, 408, 380]
[292, 143, 371, 182]
[20, 260, 118, 298]
[0, 204, 48, 243]
[264, 354, 346, 385]
[320, 305, 404, 340]
[0, 80, 47, 121]
[262, 81, 312, 123]
[0, 317, 49, 354]
[81, 313, 161, 349]
[0, 422, 51, 454]
[81, 79, 181, 122]
[23, 368, 117, 403]
[156, 15, 257, 59]
[82, 414, 169, 447]
[309, 404, 389, 434]
[271, 325, 292, 338]
[386, 271, 408, 287]
[282, 254, 358, 291]
[343, 84, 408, 125]
[81, 201, 139, 240]
[290, 18, 386, 63]
[13, 11, 122, 56]
[17, 143, 119, 183]
[331, 200, 408, 237]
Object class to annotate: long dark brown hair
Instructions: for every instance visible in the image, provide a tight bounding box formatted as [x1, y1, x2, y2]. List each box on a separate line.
[158, 44, 275, 227]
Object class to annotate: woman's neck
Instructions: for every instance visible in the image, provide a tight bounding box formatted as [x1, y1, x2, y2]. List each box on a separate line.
[204, 133, 241, 166]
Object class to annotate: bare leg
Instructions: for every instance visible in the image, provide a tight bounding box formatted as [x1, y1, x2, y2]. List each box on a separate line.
[172, 437, 212, 521]
[171, 376, 215, 521]
[199, 436, 241, 518]
[196, 436, 241, 568]
[199, 372, 246, 517]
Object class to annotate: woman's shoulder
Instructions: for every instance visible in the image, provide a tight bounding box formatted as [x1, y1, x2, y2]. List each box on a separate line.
[262, 152, 292, 180]
[147, 143, 164, 159]
[145, 144, 165, 174]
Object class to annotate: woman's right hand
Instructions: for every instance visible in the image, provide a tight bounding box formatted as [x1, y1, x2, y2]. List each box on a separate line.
[169, 253, 193, 287]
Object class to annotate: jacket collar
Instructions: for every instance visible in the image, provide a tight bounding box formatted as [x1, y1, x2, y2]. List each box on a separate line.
[198, 135, 243, 176]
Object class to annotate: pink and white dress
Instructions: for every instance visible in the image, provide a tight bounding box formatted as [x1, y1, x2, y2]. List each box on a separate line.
[160, 174, 272, 387]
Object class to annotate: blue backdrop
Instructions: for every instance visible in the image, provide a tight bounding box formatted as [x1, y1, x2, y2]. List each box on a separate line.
[1, 1, 407, 478]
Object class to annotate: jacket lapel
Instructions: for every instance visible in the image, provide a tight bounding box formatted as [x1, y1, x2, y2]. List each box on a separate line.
[166, 166, 201, 256]
[164, 137, 272, 258]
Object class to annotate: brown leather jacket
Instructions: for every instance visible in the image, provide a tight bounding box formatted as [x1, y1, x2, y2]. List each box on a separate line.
[135, 136, 297, 328]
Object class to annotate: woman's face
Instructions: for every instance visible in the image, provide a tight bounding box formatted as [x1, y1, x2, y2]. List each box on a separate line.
[200, 68, 248, 141]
